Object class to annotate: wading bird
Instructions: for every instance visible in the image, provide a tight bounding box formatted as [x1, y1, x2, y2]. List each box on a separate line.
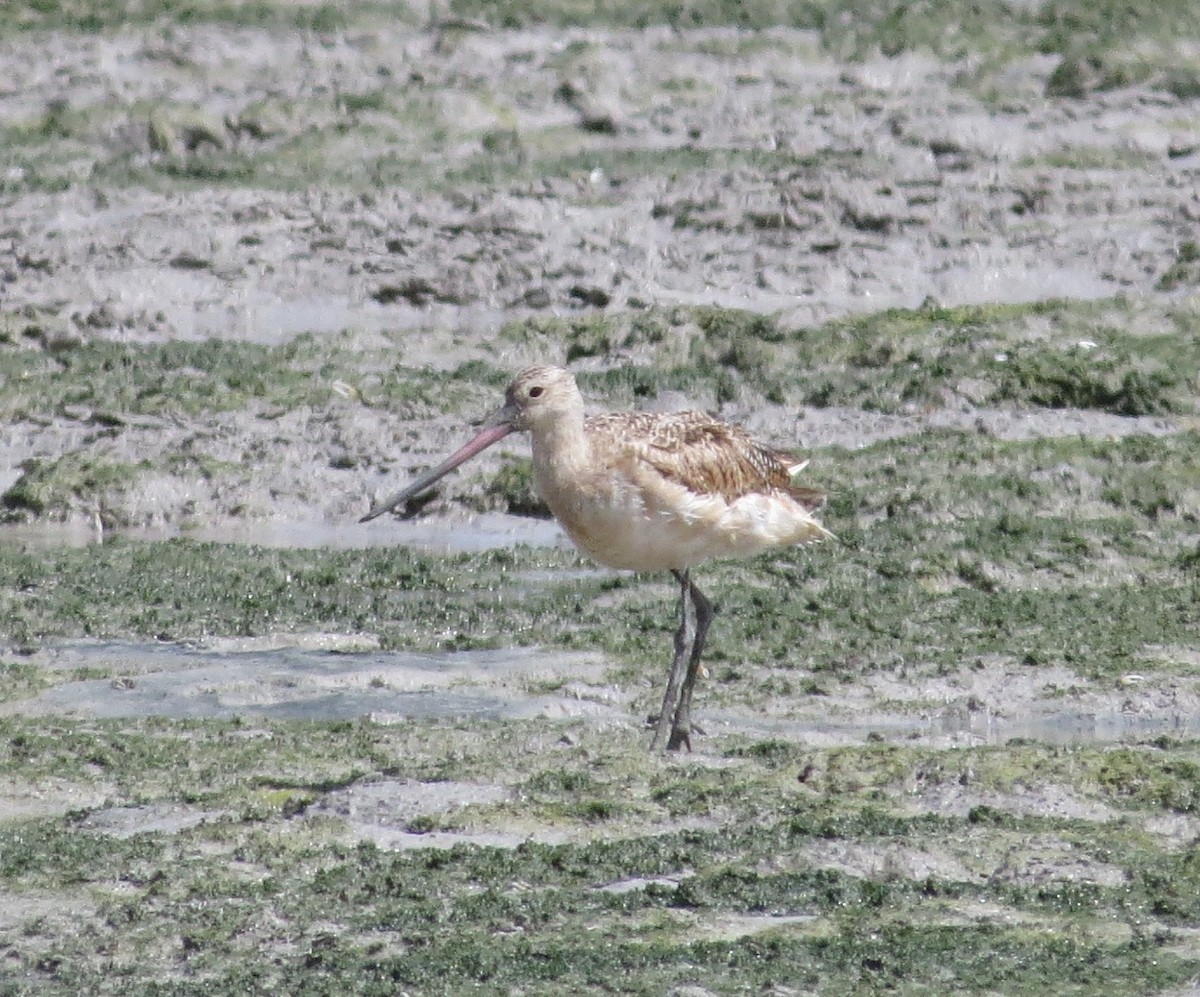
[362, 365, 832, 750]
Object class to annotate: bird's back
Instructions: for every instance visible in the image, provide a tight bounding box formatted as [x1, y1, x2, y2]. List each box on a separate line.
[584, 410, 822, 506]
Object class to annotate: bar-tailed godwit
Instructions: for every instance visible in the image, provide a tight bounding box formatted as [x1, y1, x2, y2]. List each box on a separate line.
[362, 365, 832, 750]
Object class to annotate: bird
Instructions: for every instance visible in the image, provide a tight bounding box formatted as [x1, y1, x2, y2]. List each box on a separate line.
[362, 365, 832, 751]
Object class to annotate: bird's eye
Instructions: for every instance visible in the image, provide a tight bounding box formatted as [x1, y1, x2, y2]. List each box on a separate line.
[528, 385, 544, 398]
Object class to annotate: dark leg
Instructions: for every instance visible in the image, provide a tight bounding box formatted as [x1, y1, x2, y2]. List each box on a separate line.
[666, 577, 714, 751]
[651, 570, 694, 750]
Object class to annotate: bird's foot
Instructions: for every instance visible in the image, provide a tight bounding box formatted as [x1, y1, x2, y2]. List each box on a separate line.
[646, 715, 707, 752]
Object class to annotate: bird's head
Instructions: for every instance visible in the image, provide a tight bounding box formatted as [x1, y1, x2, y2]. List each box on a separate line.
[489, 364, 584, 434]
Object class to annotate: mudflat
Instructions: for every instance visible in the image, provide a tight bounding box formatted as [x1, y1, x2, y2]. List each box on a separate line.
[1, 3, 1199, 994]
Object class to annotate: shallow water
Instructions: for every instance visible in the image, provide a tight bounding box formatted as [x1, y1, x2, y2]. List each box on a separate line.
[934, 702, 1200, 746]
[0, 511, 565, 553]
[705, 703, 1200, 749]
[12, 640, 611, 724]
[14, 638, 1198, 747]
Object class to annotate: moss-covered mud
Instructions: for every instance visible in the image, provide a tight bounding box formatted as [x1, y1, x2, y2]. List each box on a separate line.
[2, 716, 1200, 994]
[2, 421, 1198, 995]
[4, 0, 1200, 993]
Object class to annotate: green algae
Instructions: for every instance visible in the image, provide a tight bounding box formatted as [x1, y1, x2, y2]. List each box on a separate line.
[4, 0, 1197, 68]
[5, 385, 1194, 991]
[1157, 241, 1200, 292]
[3, 300, 1196, 434]
[504, 298, 1200, 416]
[5, 0, 1200, 989]
[0, 453, 149, 519]
[0, 660, 49, 703]
[0, 334, 509, 422]
[2, 718, 1199, 993]
[0, 0, 366, 34]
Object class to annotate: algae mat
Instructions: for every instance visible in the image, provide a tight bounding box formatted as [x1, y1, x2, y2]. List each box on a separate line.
[2, 0, 1200, 993]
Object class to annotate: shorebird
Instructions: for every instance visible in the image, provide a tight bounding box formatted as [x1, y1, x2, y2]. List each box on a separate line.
[362, 365, 832, 751]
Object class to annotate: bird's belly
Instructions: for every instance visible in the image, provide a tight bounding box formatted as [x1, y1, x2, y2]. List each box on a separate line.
[546, 479, 823, 572]
[560, 507, 707, 571]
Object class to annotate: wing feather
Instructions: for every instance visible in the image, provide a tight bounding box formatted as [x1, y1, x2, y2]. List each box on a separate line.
[585, 411, 824, 507]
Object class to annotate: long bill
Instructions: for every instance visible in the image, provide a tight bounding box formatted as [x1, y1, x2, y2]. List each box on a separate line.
[360, 404, 517, 523]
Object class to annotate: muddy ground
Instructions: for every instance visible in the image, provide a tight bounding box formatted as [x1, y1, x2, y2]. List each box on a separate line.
[2, 6, 1196, 741]
[3, 16, 1198, 524]
[1, 3, 1200, 994]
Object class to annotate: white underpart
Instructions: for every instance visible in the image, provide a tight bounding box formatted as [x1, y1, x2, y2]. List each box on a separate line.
[546, 472, 829, 573]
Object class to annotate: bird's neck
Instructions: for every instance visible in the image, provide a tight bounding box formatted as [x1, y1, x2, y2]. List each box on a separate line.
[529, 409, 591, 490]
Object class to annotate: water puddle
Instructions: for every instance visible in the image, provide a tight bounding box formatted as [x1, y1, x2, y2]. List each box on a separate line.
[8, 640, 618, 725]
[698, 696, 1200, 748]
[932, 703, 1200, 745]
[9, 639, 1198, 748]
[0, 512, 566, 553]
[158, 512, 566, 554]
[301, 778, 547, 851]
[76, 803, 222, 839]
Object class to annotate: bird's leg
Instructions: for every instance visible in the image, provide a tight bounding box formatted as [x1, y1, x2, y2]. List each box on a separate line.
[652, 569, 695, 750]
[666, 577, 714, 752]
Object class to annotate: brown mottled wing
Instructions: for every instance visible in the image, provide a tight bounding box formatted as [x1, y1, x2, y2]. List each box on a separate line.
[587, 411, 822, 505]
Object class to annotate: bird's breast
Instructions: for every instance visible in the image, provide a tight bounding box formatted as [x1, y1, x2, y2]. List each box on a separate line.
[536, 466, 649, 568]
